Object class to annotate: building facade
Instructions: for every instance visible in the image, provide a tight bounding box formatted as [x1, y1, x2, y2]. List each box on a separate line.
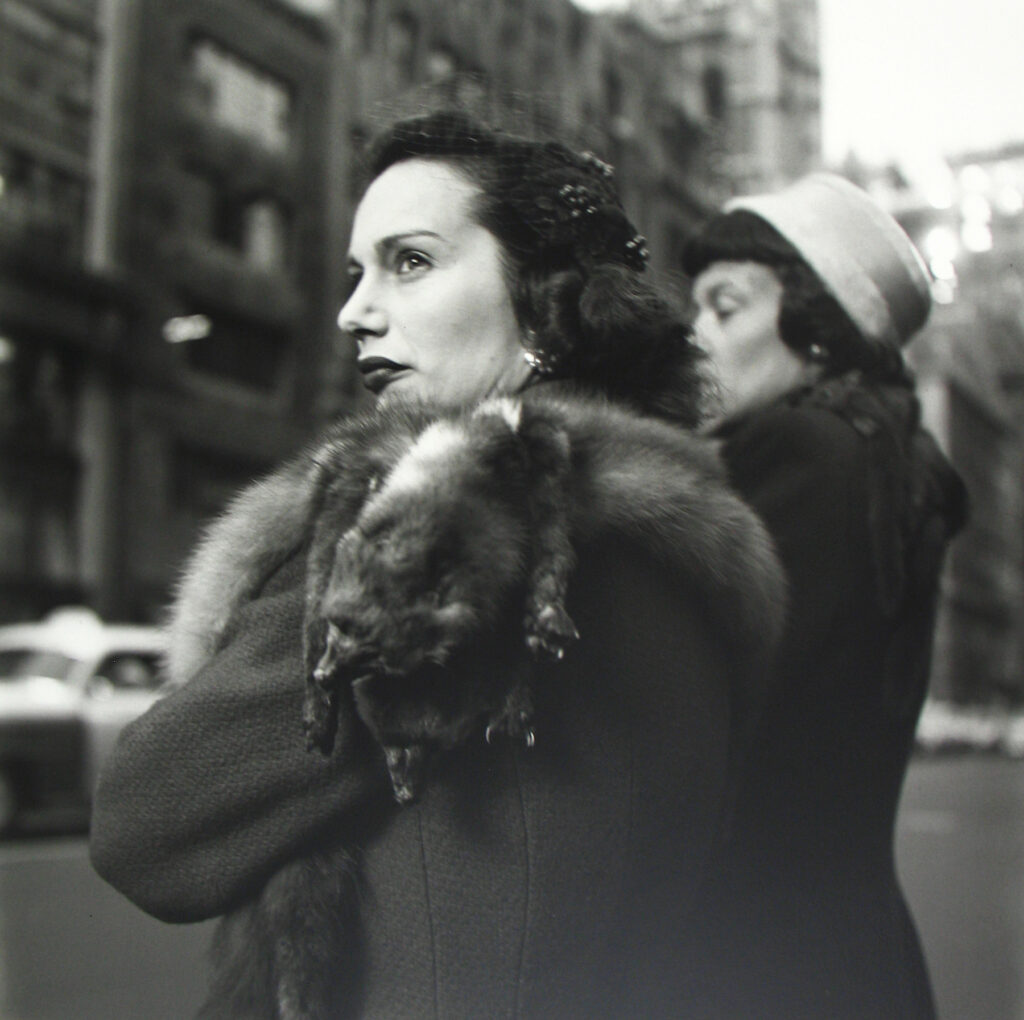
[1, 0, 334, 621]
[865, 148, 1024, 704]
[1, 0, 127, 619]
[1, 0, 823, 624]
[638, 0, 822, 195]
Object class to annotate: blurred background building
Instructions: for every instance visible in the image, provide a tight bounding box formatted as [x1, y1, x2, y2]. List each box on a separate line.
[848, 147, 1024, 706]
[1, 0, 1021, 708]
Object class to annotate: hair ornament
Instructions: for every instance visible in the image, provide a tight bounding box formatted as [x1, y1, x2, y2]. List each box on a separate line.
[624, 233, 650, 268]
[558, 183, 600, 219]
[580, 151, 615, 178]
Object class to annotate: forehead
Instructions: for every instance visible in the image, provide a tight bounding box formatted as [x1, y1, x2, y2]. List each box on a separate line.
[693, 260, 781, 298]
[350, 159, 482, 251]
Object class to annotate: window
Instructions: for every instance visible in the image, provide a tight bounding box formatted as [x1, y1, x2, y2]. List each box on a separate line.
[0, 145, 86, 259]
[178, 302, 290, 391]
[0, 337, 77, 447]
[603, 65, 623, 117]
[702, 64, 727, 121]
[566, 6, 586, 57]
[0, 337, 80, 585]
[386, 12, 419, 83]
[242, 199, 289, 272]
[532, 11, 558, 80]
[357, 0, 376, 48]
[1, 1, 95, 117]
[187, 37, 293, 153]
[180, 167, 290, 273]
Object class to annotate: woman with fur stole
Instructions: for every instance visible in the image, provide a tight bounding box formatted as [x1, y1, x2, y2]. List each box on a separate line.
[90, 112, 786, 1019]
[683, 175, 968, 1018]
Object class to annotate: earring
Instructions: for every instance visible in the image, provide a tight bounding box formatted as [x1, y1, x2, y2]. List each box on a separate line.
[522, 330, 559, 377]
[523, 348, 553, 375]
[807, 342, 828, 362]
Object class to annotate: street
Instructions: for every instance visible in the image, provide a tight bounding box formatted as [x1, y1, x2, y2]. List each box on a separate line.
[898, 756, 1024, 1020]
[0, 756, 1021, 1019]
[0, 840, 213, 1019]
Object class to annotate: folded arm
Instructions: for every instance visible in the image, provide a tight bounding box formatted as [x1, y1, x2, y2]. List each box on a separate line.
[89, 553, 388, 923]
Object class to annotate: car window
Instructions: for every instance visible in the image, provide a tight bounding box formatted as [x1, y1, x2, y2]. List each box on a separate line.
[93, 653, 163, 691]
[0, 649, 78, 682]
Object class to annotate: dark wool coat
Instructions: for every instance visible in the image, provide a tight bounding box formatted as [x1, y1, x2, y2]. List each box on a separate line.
[695, 372, 967, 1020]
[90, 391, 785, 1019]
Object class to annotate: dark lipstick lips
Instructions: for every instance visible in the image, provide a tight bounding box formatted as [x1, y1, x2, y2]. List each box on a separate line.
[358, 357, 409, 394]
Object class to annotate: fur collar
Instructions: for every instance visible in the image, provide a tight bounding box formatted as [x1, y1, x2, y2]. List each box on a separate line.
[167, 389, 786, 798]
[172, 389, 786, 1019]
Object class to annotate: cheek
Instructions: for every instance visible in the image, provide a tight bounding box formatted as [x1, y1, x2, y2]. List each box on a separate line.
[391, 290, 467, 370]
[721, 308, 781, 369]
[696, 316, 748, 378]
[433, 276, 519, 365]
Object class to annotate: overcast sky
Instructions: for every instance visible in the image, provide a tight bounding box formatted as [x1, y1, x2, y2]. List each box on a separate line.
[820, 0, 1024, 165]
[572, 0, 1024, 167]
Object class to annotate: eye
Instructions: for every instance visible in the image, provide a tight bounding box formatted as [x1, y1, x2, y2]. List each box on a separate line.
[343, 266, 363, 299]
[395, 250, 432, 275]
[713, 297, 740, 322]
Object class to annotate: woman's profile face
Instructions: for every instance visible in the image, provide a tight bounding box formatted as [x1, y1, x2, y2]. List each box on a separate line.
[691, 260, 821, 419]
[338, 158, 531, 405]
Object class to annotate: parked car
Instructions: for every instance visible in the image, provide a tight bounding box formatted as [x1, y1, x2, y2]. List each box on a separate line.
[0, 607, 166, 834]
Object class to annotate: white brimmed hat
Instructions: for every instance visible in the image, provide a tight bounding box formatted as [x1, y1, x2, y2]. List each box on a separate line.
[725, 173, 932, 347]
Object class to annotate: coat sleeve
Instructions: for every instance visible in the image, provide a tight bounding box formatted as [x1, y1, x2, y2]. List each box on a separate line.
[719, 404, 867, 664]
[89, 552, 389, 924]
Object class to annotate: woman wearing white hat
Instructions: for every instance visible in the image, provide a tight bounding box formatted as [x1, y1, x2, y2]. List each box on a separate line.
[683, 174, 967, 1018]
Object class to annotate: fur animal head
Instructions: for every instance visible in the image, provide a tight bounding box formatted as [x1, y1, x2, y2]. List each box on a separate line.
[312, 403, 538, 683]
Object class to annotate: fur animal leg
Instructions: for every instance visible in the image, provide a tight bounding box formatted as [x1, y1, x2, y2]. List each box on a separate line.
[383, 745, 428, 804]
[303, 621, 356, 754]
[519, 410, 580, 662]
[485, 666, 536, 747]
[302, 684, 338, 756]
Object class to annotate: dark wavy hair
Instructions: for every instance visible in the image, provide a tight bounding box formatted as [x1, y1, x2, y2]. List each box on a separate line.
[357, 111, 708, 426]
[682, 209, 910, 385]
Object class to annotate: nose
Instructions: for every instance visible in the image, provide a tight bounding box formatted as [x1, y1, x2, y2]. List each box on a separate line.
[337, 276, 387, 343]
[690, 308, 716, 350]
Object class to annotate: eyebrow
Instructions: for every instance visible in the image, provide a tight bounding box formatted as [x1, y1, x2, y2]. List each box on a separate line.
[347, 230, 444, 268]
[694, 279, 722, 302]
[699, 280, 742, 303]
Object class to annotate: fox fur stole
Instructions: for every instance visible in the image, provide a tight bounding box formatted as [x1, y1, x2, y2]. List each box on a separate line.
[167, 387, 786, 1019]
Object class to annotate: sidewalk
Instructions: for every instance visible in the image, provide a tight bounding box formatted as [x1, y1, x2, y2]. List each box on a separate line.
[916, 699, 1024, 757]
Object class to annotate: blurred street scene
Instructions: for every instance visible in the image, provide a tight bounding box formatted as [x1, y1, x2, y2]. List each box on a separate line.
[1, 0, 1023, 1015]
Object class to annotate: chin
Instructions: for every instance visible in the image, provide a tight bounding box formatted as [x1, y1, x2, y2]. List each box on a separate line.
[376, 376, 422, 407]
